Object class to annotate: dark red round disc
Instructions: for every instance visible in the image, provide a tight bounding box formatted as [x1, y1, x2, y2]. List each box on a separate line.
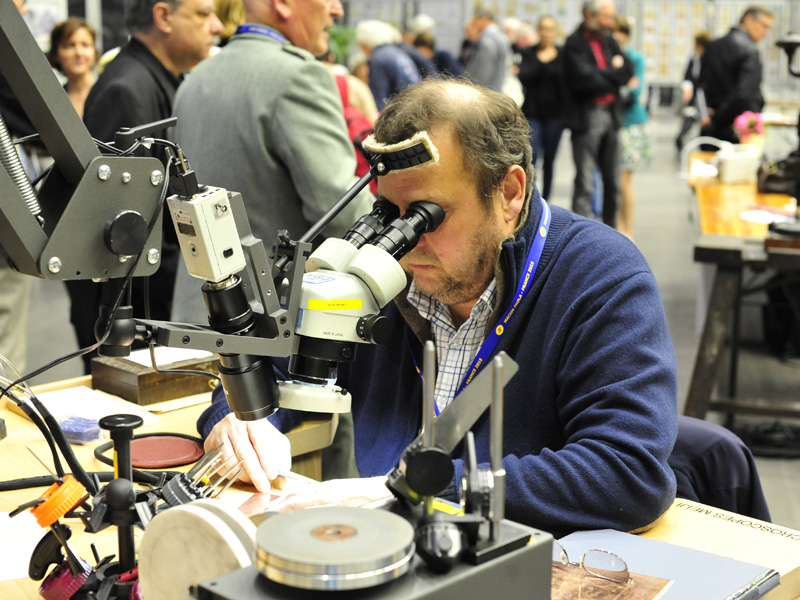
[130, 436, 204, 469]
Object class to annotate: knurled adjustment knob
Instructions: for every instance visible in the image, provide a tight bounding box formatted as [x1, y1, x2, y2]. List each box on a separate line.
[104, 210, 148, 256]
[38, 557, 92, 600]
[356, 314, 391, 344]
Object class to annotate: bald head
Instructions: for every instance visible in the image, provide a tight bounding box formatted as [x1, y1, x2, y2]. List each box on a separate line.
[242, 0, 342, 55]
[374, 79, 533, 207]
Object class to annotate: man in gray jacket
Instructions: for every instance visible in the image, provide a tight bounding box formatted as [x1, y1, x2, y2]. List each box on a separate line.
[171, 0, 375, 324]
[462, 8, 511, 93]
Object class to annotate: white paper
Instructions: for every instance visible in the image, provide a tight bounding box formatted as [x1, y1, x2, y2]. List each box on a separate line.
[739, 210, 795, 225]
[0, 511, 42, 581]
[34, 386, 158, 425]
[123, 347, 213, 368]
[689, 158, 718, 178]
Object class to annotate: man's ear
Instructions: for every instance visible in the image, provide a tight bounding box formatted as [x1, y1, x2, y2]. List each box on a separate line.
[152, 2, 173, 34]
[273, 0, 292, 20]
[499, 164, 525, 226]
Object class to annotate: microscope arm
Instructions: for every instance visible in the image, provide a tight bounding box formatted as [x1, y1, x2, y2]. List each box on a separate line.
[0, 0, 164, 280]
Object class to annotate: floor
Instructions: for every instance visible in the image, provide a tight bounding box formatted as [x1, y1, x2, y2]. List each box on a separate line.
[21, 111, 800, 531]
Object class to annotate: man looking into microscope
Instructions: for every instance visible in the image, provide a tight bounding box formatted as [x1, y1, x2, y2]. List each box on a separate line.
[198, 78, 679, 538]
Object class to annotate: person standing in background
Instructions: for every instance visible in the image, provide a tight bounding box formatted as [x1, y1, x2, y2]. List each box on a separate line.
[675, 31, 712, 153]
[614, 15, 652, 240]
[407, 13, 462, 76]
[563, 0, 632, 228]
[398, 19, 436, 78]
[171, 0, 375, 325]
[47, 18, 98, 118]
[461, 8, 511, 93]
[699, 5, 772, 143]
[517, 15, 566, 201]
[356, 20, 420, 111]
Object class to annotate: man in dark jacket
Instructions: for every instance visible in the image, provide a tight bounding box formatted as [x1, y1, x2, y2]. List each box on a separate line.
[197, 78, 680, 539]
[562, 0, 632, 228]
[67, 0, 222, 371]
[699, 6, 773, 143]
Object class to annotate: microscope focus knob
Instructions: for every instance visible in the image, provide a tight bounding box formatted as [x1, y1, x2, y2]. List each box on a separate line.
[104, 210, 149, 256]
[356, 314, 391, 344]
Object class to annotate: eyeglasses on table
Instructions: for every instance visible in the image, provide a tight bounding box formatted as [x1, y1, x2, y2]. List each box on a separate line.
[552, 539, 633, 585]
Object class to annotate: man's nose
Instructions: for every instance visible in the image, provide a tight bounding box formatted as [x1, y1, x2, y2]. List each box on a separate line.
[210, 14, 223, 34]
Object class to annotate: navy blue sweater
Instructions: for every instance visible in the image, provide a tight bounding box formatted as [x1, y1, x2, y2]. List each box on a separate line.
[198, 192, 678, 538]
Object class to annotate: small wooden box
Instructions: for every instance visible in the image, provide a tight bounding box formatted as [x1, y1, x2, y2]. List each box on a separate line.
[91, 353, 220, 406]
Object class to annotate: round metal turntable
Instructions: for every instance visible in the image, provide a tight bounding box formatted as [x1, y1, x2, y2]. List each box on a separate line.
[256, 506, 415, 591]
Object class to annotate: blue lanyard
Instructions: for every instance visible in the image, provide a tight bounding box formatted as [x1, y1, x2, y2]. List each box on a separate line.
[234, 24, 288, 44]
[409, 196, 551, 415]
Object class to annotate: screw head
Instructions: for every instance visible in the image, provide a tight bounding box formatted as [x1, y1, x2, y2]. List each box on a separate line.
[216, 339, 224, 347]
[182, 336, 191, 345]
[146, 248, 160, 264]
[377, 162, 386, 173]
[150, 170, 163, 186]
[97, 165, 111, 180]
[47, 257, 62, 273]
[121, 172, 132, 183]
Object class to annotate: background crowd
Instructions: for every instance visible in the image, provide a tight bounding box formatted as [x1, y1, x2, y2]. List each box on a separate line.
[0, 0, 779, 379]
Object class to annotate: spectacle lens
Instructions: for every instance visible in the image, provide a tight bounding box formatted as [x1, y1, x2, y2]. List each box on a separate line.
[551, 540, 631, 585]
[581, 549, 630, 584]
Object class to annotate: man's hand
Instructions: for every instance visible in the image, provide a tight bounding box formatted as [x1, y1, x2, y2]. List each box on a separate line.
[611, 54, 624, 69]
[699, 108, 714, 128]
[628, 75, 640, 90]
[204, 413, 291, 493]
[262, 476, 392, 513]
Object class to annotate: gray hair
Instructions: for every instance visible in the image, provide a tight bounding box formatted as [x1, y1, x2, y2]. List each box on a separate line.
[355, 20, 401, 50]
[407, 13, 435, 35]
[125, 0, 181, 32]
[374, 78, 533, 208]
[740, 5, 773, 24]
[582, 0, 614, 15]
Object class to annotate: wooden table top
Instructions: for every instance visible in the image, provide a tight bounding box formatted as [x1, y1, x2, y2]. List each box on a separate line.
[689, 151, 796, 238]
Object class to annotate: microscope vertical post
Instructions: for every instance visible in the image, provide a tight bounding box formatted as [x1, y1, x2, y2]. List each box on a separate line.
[490, 355, 505, 541]
[422, 341, 436, 516]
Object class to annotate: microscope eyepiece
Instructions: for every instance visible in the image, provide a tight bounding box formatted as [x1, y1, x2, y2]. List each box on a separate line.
[370, 201, 445, 260]
[342, 198, 400, 249]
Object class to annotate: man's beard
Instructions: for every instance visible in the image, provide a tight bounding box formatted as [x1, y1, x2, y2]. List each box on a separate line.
[403, 221, 505, 307]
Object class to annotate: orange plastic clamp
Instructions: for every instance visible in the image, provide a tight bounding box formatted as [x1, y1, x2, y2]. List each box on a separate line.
[30, 474, 86, 527]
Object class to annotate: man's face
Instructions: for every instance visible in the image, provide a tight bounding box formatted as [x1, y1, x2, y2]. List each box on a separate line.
[586, 1, 616, 36]
[743, 13, 772, 43]
[376, 128, 510, 314]
[164, 0, 222, 71]
[289, 0, 344, 57]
